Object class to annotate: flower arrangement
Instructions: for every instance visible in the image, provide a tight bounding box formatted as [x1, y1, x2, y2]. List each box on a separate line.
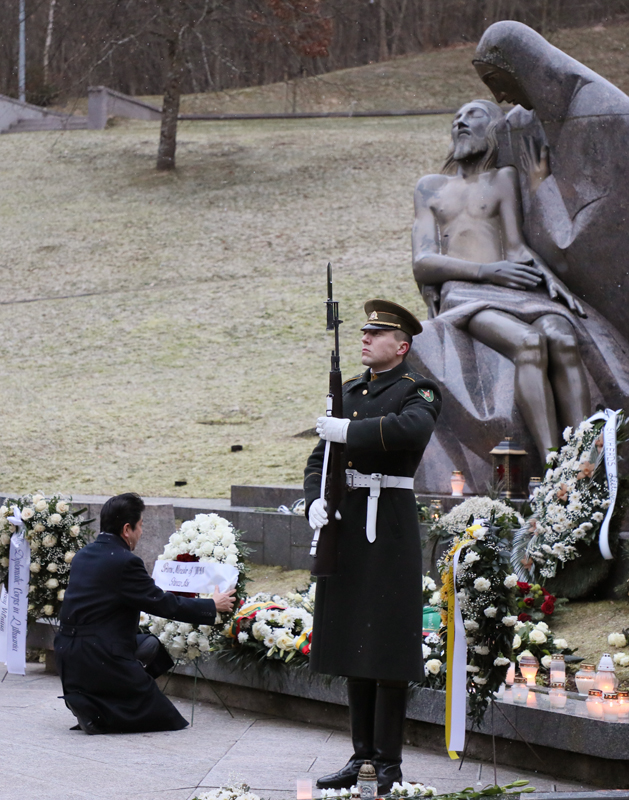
[384, 781, 534, 800]
[513, 581, 566, 622]
[430, 497, 523, 541]
[141, 514, 249, 660]
[422, 574, 439, 606]
[512, 415, 628, 581]
[220, 584, 315, 665]
[430, 518, 520, 724]
[512, 619, 574, 674]
[193, 784, 260, 800]
[0, 493, 91, 622]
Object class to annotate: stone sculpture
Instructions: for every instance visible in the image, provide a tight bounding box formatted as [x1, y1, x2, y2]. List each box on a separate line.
[409, 23, 629, 494]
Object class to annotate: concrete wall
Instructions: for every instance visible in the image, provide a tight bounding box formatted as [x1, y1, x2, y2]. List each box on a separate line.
[88, 87, 162, 129]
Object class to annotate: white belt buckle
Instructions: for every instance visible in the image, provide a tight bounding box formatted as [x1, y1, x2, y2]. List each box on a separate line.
[345, 469, 356, 490]
[369, 473, 382, 498]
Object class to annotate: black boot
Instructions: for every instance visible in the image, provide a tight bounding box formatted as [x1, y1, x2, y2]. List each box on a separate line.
[317, 677, 377, 789]
[372, 681, 408, 795]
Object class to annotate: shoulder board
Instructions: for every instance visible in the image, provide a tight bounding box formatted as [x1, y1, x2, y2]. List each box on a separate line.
[343, 373, 362, 385]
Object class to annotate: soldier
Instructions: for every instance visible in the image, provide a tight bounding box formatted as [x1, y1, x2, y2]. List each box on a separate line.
[304, 299, 441, 794]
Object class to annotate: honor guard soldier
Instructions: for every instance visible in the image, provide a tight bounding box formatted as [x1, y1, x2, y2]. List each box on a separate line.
[305, 299, 441, 794]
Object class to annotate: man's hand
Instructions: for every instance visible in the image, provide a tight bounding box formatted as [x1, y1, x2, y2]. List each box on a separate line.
[478, 261, 543, 290]
[316, 416, 350, 443]
[213, 586, 236, 613]
[539, 269, 587, 317]
[308, 498, 341, 530]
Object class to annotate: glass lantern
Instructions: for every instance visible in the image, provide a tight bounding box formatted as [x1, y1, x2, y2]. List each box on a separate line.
[616, 690, 629, 722]
[603, 692, 619, 722]
[450, 470, 465, 497]
[490, 437, 528, 499]
[511, 676, 529, 704]
[586, 689, 603, 719]
[550, 654, 566, 686]
[527, 477, 542, 499]
[575, 664, 596, 696]
[549, 682, 567, 709]
[519, 654, 539, 686]
[596, 653, 619, 693]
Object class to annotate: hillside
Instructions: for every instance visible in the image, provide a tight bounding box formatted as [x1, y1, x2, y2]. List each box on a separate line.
[2, 21, 629, 499]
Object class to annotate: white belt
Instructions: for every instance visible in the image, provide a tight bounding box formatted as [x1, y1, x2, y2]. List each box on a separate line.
[345, 469, 415, 543]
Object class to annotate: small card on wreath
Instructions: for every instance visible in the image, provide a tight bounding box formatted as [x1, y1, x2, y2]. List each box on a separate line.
[152, 560, 239, 594]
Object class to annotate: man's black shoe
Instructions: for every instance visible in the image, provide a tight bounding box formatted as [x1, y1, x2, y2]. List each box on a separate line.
[316, 759, 363, 790]
[65, 700, 104, 735]
[374, 761, 403, 795]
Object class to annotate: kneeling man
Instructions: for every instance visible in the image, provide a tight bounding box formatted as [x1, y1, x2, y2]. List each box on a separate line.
[55, 492, 235, 734]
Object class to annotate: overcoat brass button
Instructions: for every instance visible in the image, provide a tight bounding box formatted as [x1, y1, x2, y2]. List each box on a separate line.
[353, 411, 358, 417]
[348, 461, 353, 467]
[362, 389, 368, 395]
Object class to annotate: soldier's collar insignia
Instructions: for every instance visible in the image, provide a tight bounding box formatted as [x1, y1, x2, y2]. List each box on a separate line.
[418, 388, 434, 402]
[368, 311, 379, 321]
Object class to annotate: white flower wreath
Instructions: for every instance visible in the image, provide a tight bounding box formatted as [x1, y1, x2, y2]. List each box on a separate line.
[142, 513, 248, 660]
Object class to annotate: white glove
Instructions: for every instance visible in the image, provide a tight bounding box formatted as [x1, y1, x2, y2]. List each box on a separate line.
[316, 416, 350, 443]
[308, 498, 328, 530]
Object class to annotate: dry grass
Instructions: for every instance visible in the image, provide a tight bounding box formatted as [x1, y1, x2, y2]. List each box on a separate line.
[0, 114, 448, 498]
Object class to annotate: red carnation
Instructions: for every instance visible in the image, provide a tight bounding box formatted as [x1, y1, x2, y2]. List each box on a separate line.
[518, 612, 532, 622]
[523, 597, 535, 606]
[540, 599, 555, 615]
[517, 581, 531, 594]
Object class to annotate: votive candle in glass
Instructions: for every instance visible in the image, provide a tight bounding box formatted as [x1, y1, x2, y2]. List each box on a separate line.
[549, 682, 567, 709]
[519, 654, 539, 686]
[603, 692, 619, 722]
[586, 689, 603, 719]
[511, 676, 529, 704]
[550, 654, 566, 686]
[575, 664, 596, 696]
[616, 691, 629, 722]
[596, 653, 619, 693]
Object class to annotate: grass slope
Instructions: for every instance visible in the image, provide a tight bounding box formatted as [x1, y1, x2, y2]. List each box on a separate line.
[0, 115, 447, 497]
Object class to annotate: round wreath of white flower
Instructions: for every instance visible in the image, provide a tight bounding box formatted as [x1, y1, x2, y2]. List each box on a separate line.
[0, 493, 91, 622]
[512, 416, 627, 581]
[193, 783, 260, 800]
[142, 514, 248, 661]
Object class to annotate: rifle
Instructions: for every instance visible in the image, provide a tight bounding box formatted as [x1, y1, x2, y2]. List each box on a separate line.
[310, 263, 345, 577]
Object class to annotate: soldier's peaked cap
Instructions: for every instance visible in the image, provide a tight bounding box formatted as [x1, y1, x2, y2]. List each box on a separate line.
[361, 299, 423, 337]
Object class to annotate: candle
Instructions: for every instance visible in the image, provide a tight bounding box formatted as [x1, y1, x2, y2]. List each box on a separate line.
[575, 664, 596, 696]
[550, 654, 565, 686]
[511, 676, 529, 704]
[596, 653, 619, 692]
[505, 662, 516, 685]
[451, 470, 466, 497]
[519, 654, 539, 686]
[603, 692, 619, 722]
[549, 682, 567, 709]
[617, 691, 629, 722]
[586, 689, 603, 719]
[296, 780, 312, 800]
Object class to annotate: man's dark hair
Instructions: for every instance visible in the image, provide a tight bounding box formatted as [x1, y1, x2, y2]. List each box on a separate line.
[100, 493, 145, 537]
[393, 328, 412, 358]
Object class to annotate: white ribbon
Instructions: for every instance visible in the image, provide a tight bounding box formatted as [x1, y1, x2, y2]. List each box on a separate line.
[0, 585, 8, 664]
[445, 543, 468, 757]
[3, 506, 31, 675]
[586, 409, 620, 560]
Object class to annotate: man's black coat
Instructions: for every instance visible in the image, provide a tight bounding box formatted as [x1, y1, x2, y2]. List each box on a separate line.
[54, 532, 216, 733]
[304, 361, 441, 683]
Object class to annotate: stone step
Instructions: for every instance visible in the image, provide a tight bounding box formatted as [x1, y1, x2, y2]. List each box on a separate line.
[6, 115, 88, 132]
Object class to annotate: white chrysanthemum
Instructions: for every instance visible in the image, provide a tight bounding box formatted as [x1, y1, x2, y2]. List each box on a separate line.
[503, 574, 518, 589]
[429, 591, 441, 606]
[43, 604, 54, 616]
[463, 620, 479, 631]
[238, 631, 249, 643]
[466, 665, 480, 673]
[484, 606, 497, 618]
[502, 616, 518, 627]
[473, 577, 491, 592]
[422, 644, 431, 659]
[473, 676, 488, 685]
[493, 656, 511, 666]
[473, 645, 489, 655]
[464, 551, 480, 565]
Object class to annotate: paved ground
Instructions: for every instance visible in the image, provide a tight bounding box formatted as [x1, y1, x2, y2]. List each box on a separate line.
[1, 665, 594, 800]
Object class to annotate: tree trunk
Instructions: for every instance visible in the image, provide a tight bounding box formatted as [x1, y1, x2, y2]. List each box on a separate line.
[156, 34, 184, 171]
[379, 0, 389, 61]
[43, 0, 57, 85]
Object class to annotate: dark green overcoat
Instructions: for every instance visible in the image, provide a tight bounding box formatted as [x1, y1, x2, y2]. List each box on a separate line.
[304, 360, 441, 682]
